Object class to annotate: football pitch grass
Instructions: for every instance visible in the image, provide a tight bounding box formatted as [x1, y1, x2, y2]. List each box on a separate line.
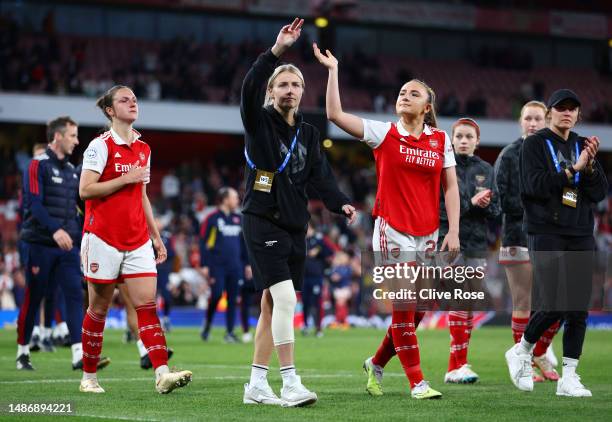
[0, 327, 611, 421]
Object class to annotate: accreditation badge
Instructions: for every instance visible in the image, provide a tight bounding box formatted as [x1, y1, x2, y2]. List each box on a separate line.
[561, 187, 578, 208]
[254, 169, 275, 193]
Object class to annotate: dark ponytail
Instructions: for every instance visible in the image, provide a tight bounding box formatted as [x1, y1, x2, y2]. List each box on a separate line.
[96, 85, 130, 121]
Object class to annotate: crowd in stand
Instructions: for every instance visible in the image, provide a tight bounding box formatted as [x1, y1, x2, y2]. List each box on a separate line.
[2, 143, 611, 324]
[3, 12, 612, 122]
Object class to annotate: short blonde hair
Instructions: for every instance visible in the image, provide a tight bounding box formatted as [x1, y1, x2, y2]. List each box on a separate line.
[264, 64, 305, 107]
[519, 100, 546, 123]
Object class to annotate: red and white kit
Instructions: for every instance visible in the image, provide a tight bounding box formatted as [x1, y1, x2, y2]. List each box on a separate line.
[363, 119, 455, 263]
[499, 246, 530, 264]
[81, 128, 155, 283]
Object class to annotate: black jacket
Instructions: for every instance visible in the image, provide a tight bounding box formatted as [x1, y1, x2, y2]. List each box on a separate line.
[439, 153, 500, 255]
[21, 147, 81, 247]
[240, 49, 349, 231]
[519, 128, 608, 236]
[494, 137, 527, 247]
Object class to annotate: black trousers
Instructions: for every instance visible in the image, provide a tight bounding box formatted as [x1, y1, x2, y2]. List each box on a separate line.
[523, 233, 594, 360]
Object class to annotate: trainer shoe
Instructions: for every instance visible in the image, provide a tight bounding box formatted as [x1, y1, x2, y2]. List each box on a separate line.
[72, 356, 111, 371]
[243, 382, 284, 405]
[556, 373, 592, 397]
[141, 348, 173, 370]
[30, 334, 41, 352]
[533, 354, 560, 381]
[41, 337, 56, 353]
[315, 330, 324, 338]
[241, 332, 253, 343]
[505, 344, 534, 391]
[280, 376, 318, 407]
[200, 329, 210, 342]
[224, 332, 239, 344]
[532, 365, 545, 383]
[363, 357, 383, 396]
[411, 380, 442, 399]
[79, 378, 105, 393]
[444, 369, 460, 384]
[455, 364, 479, 384]
[546, 343, 558, 368]
[16, 354, 34, 370]
[155, 369, 192, 394]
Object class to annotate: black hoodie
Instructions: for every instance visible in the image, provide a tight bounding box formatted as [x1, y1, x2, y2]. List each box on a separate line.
[519, 127, 607, 236]
[240, 49, 350, 231]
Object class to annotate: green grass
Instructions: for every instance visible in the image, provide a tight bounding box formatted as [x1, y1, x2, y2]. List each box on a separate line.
[1, 327, 611, 421]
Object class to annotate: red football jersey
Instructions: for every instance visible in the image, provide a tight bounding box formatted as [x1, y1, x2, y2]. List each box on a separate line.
[362, 119, 455, 236]
[82, 128, 151, 250]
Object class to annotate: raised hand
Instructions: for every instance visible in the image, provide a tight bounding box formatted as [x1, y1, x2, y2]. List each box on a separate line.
[272, 18, 304, 56]
[313, 43, 338, 70]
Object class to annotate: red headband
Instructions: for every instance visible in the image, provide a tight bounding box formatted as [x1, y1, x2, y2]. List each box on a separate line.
[452, 118, 480, 138]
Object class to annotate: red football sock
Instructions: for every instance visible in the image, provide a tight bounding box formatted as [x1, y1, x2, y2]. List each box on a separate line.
[391, 309, 423, 388]
[136, 302, 168, 369]
[335, 303, 348, 324]
[372, 324, 395, 367]
[533, 320, 560, 357]
[511, 316, 529, 344]
[448, 311, 470, 370]
[82, 309, 106, 373]
[466, 312, 473, 342]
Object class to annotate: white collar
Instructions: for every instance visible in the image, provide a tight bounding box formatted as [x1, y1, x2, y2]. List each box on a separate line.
[110, 127, 141, 145]
[397, 121, 433, 137]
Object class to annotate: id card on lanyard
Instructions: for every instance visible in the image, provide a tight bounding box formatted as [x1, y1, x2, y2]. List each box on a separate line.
[244, 129, 300, 193]
[545, 139, 580, 208]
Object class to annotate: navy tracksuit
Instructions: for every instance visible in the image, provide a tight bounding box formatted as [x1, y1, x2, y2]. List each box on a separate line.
[157, 230, 175, 317]
[303, 233, 334, 331]
[17, 148, 83, 347]
[200, 209, 247, 334]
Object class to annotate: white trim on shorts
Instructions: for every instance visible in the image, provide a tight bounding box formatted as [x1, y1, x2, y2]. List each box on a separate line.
[372, 217, 438, 266]
[81, 232, 157, 284]
[499, 246, 530, 265]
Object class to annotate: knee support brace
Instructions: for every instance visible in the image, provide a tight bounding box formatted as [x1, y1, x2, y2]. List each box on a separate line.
[269, 280, 297, 346]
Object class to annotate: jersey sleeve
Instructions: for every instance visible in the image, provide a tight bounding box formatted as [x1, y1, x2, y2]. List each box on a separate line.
[361, 119, 391, 149]
[144, 153, 151, 185]
[443, 131, 456, 168]
[82, 138, 108, 174]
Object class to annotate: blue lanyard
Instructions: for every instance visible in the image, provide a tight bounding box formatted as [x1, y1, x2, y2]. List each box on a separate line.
[545, 139, 580, 185]
[244, 128, 300, 174]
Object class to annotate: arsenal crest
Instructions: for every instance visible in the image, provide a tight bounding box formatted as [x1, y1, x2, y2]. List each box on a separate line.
[90, 263, 99, 273]
[391, 247, 400, 258]
[475, 175, 486, 185]
[509, 247, 517, 257]
[139, 152, 145, 162]
[429, 139, 438, 149]
[31, 266, 40, 275]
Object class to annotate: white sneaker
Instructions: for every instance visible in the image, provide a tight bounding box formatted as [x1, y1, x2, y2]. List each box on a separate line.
[455, 364, 479, 384]
[505, 344, 534, 391]
[242, 332, 253, 343]
[546, 343, 558, 368]
[79, 378, 105, 393]
[556, 373, 592, 397]
[155, 369, 193, 394]
[444, 369, 460, 383]
[243, 382, 283, 405]
[280, 376, 317, 407]
[411, 380, 442, 399]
